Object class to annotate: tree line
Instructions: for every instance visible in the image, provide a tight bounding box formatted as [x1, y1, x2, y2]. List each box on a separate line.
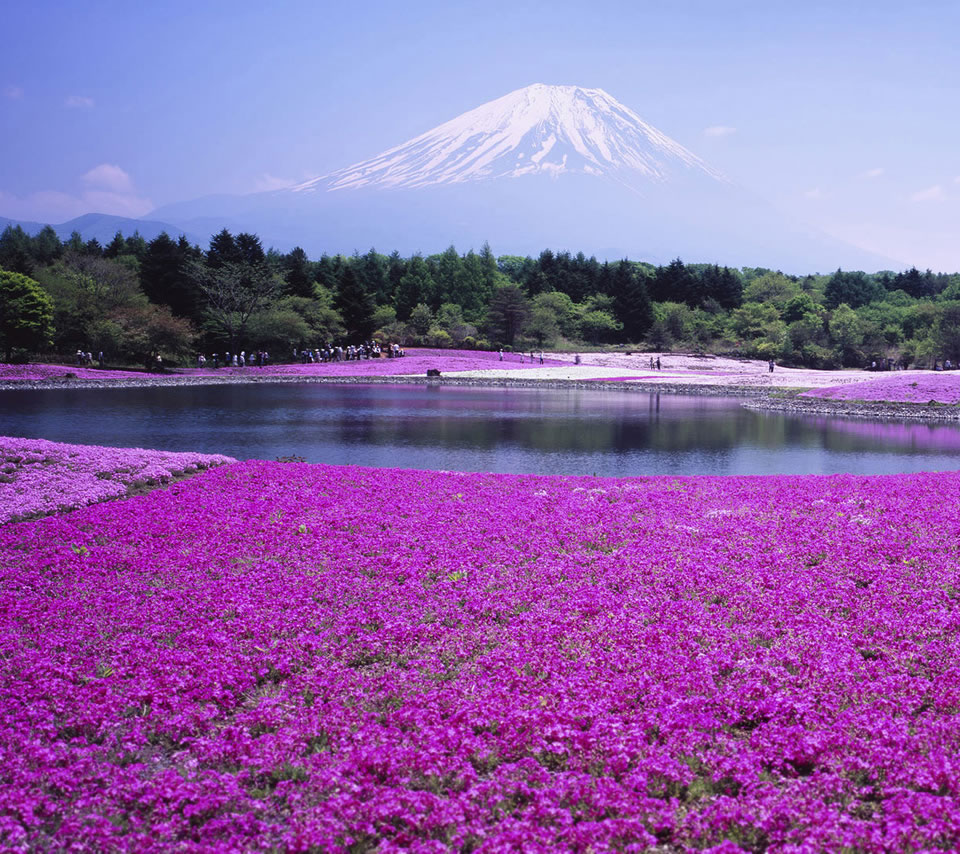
[2, 222, 960, 369]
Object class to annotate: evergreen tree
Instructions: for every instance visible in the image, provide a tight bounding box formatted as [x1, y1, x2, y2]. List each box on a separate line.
[651, 258, 695, 303]
[460, 249, 488, 318]
[104, 231, 127, 259]
[395, 254, 435, 319]
[486, 284, 531, 345]
[64, 231, 85, 253]
[283, 247, 314, 298]
[141, 232, 202, 319]
[315, 254, 341, 292]
[893, 267, 937, 299]
[0, 226, 35, 275]
[207, 228, 242, 268]
[824, 269, 884, 309]
[335, 265, 376, 339]
[714, 266, 744, 310]
[358, 248, 392, 304]
[610, 261, 653, 342]
[32, 226, 63, 267]
[235, 232, 266, 266]
[388, 251, 406, 301]
[434, 245, 467, 308]
[479, 242, 499, 292]
[124, 231, 148, 262]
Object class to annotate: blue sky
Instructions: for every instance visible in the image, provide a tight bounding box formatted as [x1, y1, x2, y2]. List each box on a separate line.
[2, 0, 960, 269]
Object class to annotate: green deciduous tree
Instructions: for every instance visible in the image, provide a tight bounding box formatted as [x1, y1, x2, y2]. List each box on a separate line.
[188, 258, 285, 351]
[829, 303, 864, 365]
[0, 269, 55, 359]
[408, 303, 434, 337]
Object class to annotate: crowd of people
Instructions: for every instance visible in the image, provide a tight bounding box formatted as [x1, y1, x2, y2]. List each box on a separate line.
[192, 342, 407, 370]
[196, 350, 270, 369]
[293, 342, 405, 363]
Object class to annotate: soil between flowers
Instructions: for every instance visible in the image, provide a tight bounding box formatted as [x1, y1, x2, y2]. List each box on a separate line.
[2, 455, 960, 850]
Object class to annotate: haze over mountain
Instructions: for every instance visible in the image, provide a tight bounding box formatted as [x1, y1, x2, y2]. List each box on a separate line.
[144, 84, 900, 272]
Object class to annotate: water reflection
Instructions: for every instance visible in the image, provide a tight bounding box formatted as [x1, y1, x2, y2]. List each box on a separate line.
[0, 383, 958, 476]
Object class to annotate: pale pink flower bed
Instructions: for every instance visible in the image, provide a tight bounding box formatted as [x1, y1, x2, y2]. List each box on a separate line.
[0, 437, 234, 524]
[176, 349, 565, 378]
[801, 374, 960, 405]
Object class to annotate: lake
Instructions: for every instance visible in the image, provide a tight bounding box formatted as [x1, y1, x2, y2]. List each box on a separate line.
[1, 383, 959, 476]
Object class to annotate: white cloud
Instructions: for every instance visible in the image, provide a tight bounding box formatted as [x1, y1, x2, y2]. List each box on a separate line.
[65, 95, 95, 109]
[0, 165, 152, 222]
[252, 173, 297, 192]
[703, 125, 736, 138]
[82, 163, 134, 194]
[911, 184, 945, 202]
[860, 167, 884, 179]
[802, 187, 825, 199]
[3, 84, 23, 99]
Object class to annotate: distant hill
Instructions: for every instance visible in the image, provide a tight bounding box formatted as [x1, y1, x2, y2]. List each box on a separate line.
[0, 213, 206, 247]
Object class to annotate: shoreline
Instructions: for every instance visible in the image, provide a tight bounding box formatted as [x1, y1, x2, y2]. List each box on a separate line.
[3, 369, 960, 422]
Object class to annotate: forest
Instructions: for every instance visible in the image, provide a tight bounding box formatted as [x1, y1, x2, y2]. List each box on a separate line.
[2, 223, 960, 369]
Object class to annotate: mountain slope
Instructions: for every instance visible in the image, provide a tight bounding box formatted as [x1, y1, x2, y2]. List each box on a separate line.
[149, 84, 904, 272]
[292, 84, 722, 193]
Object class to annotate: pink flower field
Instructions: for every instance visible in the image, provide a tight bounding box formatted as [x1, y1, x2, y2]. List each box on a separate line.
[177, 349, 565, 378]
[0, 437, 234, 523]
[802, 373, 960, 405]
[0, 364, 153, 382]
[3, 456, 960, 850]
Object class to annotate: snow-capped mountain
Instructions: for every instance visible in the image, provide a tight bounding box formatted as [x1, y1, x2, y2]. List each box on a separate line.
[291, 84, 723, 193]
[148, 84, 903, 272]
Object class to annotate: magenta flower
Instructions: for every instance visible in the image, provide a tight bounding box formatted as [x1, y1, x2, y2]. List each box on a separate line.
[2, 449, 960, 849]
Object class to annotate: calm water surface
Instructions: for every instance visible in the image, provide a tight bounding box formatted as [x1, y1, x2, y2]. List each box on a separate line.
[2, 383, 959, 476]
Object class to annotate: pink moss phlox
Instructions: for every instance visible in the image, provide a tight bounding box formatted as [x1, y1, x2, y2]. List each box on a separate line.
[0, 364, 153, 382]
[2, 458, 960, 849]
[176, 349, 566, 378]
[802, 373, 960, 404]
[0, 437, 235, 523]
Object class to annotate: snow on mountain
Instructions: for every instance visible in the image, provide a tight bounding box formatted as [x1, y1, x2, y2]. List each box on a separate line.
[290, 83, 724, 194]
[147, 84, 904, 272]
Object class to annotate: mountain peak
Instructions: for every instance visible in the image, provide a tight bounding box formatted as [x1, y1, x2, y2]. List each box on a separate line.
[290, 84, 722, 194]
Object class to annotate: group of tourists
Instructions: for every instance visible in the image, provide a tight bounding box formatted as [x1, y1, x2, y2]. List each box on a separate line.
[75, 350, 104, 367]
[192, 342, 408, 369]
[198, 351, 271, 369]
[293, 342, 405, 363]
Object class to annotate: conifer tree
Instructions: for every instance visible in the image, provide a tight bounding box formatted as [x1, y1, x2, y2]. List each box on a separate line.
[335, 265, 376, 339]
